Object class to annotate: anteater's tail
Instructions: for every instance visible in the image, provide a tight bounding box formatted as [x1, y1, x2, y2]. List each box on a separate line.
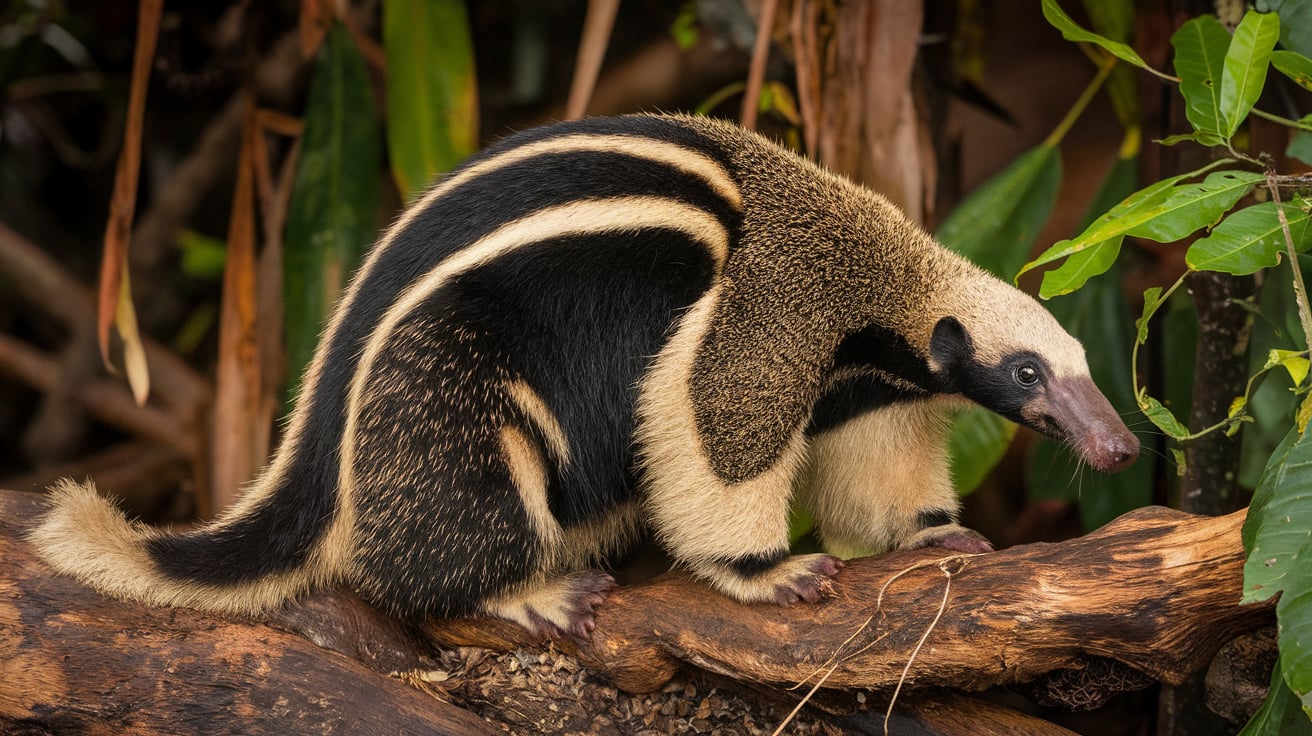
[29, 475, 346, 615]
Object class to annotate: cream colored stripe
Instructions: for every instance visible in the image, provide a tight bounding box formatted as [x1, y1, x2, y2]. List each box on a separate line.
[227, 130, 738, 568]
[335, 195, 732, 554]
[504, 379, 572, 466]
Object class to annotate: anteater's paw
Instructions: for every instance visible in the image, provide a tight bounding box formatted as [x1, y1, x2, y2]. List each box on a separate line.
[770, 553, 845, 606]
[903, 523, 994, 554]
[485, 569, 617, 641]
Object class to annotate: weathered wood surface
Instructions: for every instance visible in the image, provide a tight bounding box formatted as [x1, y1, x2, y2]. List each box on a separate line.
[0, 489, 495, 735]
[1, 487, 1273, 734]
[431, 503, 1271, 695]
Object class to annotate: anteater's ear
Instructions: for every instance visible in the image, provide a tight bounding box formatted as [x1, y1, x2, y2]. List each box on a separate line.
[929, 316, 972, 374]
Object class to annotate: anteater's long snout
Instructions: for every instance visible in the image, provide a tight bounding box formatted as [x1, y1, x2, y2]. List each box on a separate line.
[1035, 376, 1139, 473]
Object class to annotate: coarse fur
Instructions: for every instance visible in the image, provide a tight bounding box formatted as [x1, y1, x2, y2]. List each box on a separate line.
[30, 113, 1137, 635]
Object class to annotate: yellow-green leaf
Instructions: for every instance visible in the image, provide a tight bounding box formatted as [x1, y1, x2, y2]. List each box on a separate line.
[1269, 349, 1311, 387]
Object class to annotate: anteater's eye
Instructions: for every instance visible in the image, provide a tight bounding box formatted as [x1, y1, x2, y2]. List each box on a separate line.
[1013, 364, 1040, 387]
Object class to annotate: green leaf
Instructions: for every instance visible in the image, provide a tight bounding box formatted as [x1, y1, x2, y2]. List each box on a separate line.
[1041, 0, 1153, 72]
[1277, 527, 1312, 718]
[283, 23, 381, 402]
[1221, 10, 1281, 138]
[1171, 15, 1232, 139]
[1257, 0, 1312, 59]
[937, 144, 1062, 280]
[1242, 426, 1311, 603]
[1140, 394, 1190, 439]
[1237, 663, 1312, 736]
[1019, 159, 1235, 277]
[1137, 286, 1165, 345]
[949, 407, 1017, 496]
[1289, 130, 1312, 166]
[1039, 237, 1122, 298]
[1186, 201, 1312, 275]
[1272, 50, 1312, 92]
[384, 0, 478, 199]
[1128, 169, 1266, 242]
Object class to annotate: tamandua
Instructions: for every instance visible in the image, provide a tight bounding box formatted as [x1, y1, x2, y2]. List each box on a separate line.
[31, 113, 1139, 638]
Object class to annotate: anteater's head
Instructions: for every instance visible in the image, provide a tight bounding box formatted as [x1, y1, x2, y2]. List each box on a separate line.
[925, 274, 1139, 473]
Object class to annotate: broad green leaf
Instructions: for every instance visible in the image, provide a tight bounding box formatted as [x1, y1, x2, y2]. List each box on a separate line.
[949, 407, 1017, 496]
[1291, 130, 1312, 166]
[1041, 0, 1153, 72]
[384, 0, 478, 199]
[1128, 170, 1265, 242]
[1186, 201, 1312, 274]
[1221, 10, 1281, 138]
[283, 23, 381, 401]
[1257, 0, 1312, 59]
[1272, 50, 1312, 92]
[1277, 535, 1312, 718]
[1019, 159, 1234, 276]
[937, 144, 1062, 280]
[1171, 15, 1232, 139]
[1140, 394, 1190, 439]
[1242, 426, 1311, 603]
[1237, 664, 1312, 736]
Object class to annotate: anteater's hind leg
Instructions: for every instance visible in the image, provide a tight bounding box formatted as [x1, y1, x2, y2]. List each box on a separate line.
[482, 570, 617, 639]
[343, 310, 619, 635]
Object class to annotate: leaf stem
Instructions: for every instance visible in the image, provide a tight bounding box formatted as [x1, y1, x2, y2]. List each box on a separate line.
[1251, 107, 1312, 132]
[1045, 55, 1116, 148]
[1132, 273, 1188, 409]
[1266, 172, 1312, 376]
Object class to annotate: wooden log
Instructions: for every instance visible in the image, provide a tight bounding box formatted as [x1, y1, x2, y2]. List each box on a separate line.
[429, 503, 1273, 696]
[0, 489, 495, 735]
[0, 487, 1273, 733]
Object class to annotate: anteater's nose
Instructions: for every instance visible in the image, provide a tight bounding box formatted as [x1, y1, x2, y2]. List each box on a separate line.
[1099, 432, 1140, 472]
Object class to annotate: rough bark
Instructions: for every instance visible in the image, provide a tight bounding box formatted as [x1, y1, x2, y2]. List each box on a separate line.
[0, 488, 1271, 734]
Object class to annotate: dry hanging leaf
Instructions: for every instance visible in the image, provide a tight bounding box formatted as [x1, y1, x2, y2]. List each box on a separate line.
[96, 0, 163, 406]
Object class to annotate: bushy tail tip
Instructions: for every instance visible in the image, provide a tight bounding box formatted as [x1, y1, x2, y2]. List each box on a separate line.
[29, 478, 310, 615]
